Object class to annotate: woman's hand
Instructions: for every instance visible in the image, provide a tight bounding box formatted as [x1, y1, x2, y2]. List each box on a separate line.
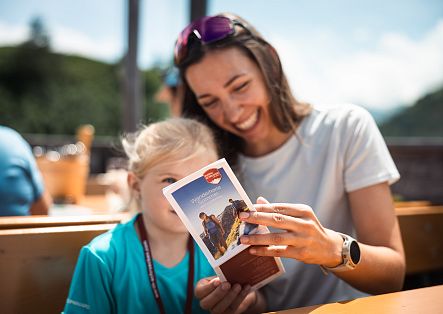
[195, 276, 261, 314]
[239, 197, 344, 267]
[241, 184, 405, 295]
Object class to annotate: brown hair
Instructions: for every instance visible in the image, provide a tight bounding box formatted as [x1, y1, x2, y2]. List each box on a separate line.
[176, 13, 311, 170]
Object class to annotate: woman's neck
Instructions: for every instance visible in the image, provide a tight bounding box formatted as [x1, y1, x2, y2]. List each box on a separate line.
[244, 129, 292, 157]
[138, 215, 190, 268]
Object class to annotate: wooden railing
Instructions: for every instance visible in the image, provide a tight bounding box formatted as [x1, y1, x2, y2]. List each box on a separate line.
[0, 213, 129, 230]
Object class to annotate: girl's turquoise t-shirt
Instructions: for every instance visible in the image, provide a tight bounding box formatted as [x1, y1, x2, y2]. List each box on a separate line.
[63, 215, 215, 313]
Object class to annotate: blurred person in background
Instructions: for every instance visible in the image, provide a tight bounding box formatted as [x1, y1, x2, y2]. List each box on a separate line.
[0, 125, 52, 216]
[174, 13, 405, 312]
[155, 66, 184, 117]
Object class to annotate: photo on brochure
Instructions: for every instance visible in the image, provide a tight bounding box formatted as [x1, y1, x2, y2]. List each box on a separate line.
[163, 158, 285, 289]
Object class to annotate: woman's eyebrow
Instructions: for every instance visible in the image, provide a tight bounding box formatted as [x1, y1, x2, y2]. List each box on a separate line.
[224, 74, 245, 88]
[197, 93, 212, 100]
[196, 73, 246, 99]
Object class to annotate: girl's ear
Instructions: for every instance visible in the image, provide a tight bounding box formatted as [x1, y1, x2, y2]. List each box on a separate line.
[127, 172, 141, 194]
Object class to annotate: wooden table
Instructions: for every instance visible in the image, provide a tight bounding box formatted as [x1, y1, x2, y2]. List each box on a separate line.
[272, 285, 443, 313]
[78, 194, 110, 212]
[49, 195, 116, 216]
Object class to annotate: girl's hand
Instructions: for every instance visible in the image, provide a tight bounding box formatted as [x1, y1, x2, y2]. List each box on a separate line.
[195, 277, 258, 314]
[239, 197, 344, 268]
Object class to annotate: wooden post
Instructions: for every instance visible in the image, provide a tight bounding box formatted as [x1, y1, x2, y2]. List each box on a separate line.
[123, 0, 142, 133]
[190, 0, 207, 22]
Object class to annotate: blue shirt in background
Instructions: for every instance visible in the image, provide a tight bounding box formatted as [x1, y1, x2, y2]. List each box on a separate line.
[64, 215, 215, 314]
[0, 126, 44, 216]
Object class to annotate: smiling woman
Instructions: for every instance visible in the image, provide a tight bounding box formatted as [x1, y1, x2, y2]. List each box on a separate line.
[175, 13, 406, 313]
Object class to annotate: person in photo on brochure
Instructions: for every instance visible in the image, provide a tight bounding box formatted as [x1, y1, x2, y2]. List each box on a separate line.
[200, 212, 228, 256]
[63, 118, 263, 313]
[173, 13, 406, 312]
[228, 198, 258, 244]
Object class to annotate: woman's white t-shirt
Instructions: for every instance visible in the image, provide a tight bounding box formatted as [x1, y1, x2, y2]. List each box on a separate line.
[239, 104, 400, 311]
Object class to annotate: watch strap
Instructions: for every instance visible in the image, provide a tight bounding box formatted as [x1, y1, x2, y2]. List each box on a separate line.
[321, 233, 360, 274]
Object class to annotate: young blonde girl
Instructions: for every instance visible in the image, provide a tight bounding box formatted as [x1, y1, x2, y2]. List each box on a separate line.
[64, 118, 220, 313]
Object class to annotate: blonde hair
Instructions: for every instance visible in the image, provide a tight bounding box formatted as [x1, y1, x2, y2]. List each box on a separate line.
[122, 118, 218, 179]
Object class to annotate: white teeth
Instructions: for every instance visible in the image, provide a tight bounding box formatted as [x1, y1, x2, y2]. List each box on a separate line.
[236, 111, 258, 130]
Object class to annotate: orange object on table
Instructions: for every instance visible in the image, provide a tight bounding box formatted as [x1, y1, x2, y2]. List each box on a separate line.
[36, 124, 94, 204]
[37, 154, 89, 204]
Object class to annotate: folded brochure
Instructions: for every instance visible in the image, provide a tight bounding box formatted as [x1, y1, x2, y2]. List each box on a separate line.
[163, 158, 285, 290]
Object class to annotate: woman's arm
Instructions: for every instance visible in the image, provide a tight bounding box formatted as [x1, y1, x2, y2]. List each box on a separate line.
[338, 182, 405, 293]
[239, 182, 405, 295]
[30, 190, 52, 215]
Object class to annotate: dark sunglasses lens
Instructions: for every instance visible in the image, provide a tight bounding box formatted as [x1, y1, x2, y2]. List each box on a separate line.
[175, 23, 195, 63]
[198, 16, 234, 43]
[175, 16, 234, 64]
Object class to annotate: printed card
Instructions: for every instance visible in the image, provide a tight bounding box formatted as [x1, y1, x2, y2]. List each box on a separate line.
[163, 158, 285, 290]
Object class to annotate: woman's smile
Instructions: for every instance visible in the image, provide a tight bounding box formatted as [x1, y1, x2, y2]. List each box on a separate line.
[235, 109, 259, 131]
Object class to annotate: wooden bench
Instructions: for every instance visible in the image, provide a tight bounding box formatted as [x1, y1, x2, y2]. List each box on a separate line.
[0, 224, 115, 313]
[394, 200, 432, 208]
[0, 213, 130, 230]
[395, 205, 443, 274]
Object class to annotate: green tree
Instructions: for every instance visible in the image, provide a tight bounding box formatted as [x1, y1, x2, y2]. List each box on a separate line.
[380, 86, 443, 137]
[0, 18, 169, 136]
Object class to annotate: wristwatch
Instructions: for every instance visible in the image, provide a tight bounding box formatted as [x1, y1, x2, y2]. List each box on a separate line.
[322, 233, 361, 273]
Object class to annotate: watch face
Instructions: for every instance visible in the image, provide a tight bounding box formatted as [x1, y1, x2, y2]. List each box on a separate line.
[350, 241, 361, 264]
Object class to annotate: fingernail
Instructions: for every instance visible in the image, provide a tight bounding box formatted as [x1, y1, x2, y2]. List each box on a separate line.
[240, 236, 249, 244]
[213, 280, 221, 287]
[221, 282, 231, 291]
[239, 212, 249, 219]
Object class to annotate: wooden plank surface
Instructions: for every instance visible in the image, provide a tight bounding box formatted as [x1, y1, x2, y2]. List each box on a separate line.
[271, 285, 443, 314]
[394, 200, 431, 208]
[0, 213, 130, 229]
[0, 224, 115, 313]
[396, 207, 443, 274]
[395, 205, 443, 216]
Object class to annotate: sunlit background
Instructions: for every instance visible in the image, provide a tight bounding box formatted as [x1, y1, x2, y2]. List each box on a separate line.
[1, 0, 442, 118]
[0, 0, 442, 183]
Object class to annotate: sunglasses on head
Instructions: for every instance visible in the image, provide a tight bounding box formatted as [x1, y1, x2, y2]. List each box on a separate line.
[174, 15, 248, 65]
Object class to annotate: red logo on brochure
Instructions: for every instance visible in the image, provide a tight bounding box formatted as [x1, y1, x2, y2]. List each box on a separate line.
[204, 168, 222, 185]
